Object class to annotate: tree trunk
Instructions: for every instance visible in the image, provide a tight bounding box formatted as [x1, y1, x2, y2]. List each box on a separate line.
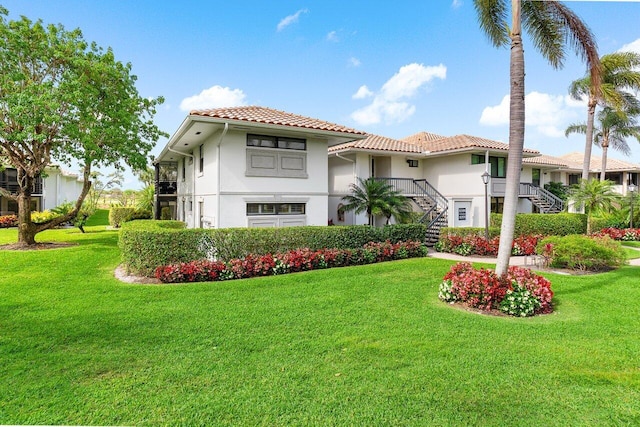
[600, 141, 609, 182]
[582, 98, 597, 181]
[496, 0, 525, 277]
[16, 174, 37, 245]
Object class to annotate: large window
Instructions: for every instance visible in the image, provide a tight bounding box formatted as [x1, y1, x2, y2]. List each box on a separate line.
[471, 154, 506, 178]
[247, 134, 306, 151]
[604, 172, 622, 185]
[491, 197, 504, 214]
[247, 203, 306, 216]
[246, 134, 308, 178]
[568, 174, 580, 185]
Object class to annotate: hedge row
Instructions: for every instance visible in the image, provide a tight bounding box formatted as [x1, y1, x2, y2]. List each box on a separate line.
[438, 227, 501, 239]
[490, 213, 586, 236]
[119, 221, 428, 276]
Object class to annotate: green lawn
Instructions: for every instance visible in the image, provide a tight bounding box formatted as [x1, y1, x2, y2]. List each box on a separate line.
[1, 224, 639, 426]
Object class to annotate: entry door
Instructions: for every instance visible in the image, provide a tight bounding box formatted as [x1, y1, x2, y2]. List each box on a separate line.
[454, 201, 472, 227]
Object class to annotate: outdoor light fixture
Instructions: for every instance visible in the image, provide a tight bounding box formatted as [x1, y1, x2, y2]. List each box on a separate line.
[481, 171, 490, 240]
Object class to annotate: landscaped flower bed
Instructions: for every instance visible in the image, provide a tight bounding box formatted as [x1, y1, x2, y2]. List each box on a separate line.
[438, 262, 553, 317]
[435, 233, 542, 257]
[0, 215, 18, 228]
[155, 240, 427, 283]
[595, 227, 640, 241]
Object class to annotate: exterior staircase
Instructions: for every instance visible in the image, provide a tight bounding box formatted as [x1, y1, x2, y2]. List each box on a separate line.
[519, 183, 564, 213]
[375, 178, 448, 246]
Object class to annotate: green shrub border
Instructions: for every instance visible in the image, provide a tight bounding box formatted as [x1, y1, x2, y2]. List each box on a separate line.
[119, 221, 428, 276]
[490, 213, 586, 236]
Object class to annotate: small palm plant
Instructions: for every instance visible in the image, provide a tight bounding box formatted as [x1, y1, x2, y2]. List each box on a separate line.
[569, 179, 619, 234]
[340, 177, 413, 226]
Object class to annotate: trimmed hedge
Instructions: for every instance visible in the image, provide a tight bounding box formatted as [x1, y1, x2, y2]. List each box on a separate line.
[439, 227, 501, 239]
[490, 213, 586, 236]
[119, 221, 428, 276]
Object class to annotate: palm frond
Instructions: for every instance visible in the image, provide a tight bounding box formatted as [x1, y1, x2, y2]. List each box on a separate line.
[565, 122, 587, 137]
[473, 0, 509, 48]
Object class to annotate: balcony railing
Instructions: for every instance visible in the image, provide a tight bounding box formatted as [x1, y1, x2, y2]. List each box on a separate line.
[0, 178, 43, 195]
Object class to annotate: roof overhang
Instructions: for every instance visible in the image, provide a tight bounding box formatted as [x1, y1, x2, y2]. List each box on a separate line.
[156, 115, 367, 163]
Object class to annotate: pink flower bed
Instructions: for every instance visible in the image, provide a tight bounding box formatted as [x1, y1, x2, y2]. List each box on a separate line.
[155, 240, 427, 283]
[0, 215, 18, 228]
[435, 233, 542, 257]
[439, 262, 553, 316]
[595, 228, 640, 241]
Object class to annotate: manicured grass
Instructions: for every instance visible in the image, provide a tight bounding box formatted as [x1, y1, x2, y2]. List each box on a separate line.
[623, 241, 640, 249]
[1, 226, 639, 426]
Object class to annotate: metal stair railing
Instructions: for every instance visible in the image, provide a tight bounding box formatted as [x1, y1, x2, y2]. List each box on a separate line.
[374, 177, 449, 233]
[519, 183, 564, 212]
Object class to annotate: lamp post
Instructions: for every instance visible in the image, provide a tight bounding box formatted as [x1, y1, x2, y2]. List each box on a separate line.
[481, 171, 490, 240]
[630, 183, 636, 229]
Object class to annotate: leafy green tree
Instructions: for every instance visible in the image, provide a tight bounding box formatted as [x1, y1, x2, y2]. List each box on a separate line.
[0, 8, 165, 245]
[566, 99, 640, 181]
[474, 0, 601, 275]
[135, 167, 155, 214]
[570, 179, 619, 234]
[340, 178, 412, 226]
[568, 52, 640, 181]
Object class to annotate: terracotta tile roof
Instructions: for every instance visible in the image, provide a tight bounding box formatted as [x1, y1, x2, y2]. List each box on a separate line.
[402, 131, 447, 145]
[329, 134, 424, 154]
[522, 154, 576, 168]
[406, 133, 539, 155]
[560, 152, 640, 172]
[190, 106, 366, 135]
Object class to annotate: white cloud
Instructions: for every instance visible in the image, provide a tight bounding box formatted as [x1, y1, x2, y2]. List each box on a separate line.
[351, 63, 447, 125]
[451, 0, 462, 9]
[349, 57, 361, 67]
[277, 9, 308, 32]
[326, 31, 339, 42]
[352, 85, 373, 99]
[479, 91, 584, 137]
[619, 38, 640, 55]
[179, 85, 247, 111]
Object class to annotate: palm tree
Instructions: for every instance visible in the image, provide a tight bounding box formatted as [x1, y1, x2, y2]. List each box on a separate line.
[569, 51, 640, 181]
[570, 179, 619, 234]
[340, 177, 412, 226]
[474, 0, 601, 275]
[566, 98, 640, 181]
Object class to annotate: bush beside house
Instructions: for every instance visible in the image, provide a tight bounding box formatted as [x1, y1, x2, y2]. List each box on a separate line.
[120, 221, 429, 276]
[491, 213, 587, 236]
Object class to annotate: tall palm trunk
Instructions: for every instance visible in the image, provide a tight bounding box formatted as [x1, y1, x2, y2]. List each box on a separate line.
[496, 0, 525, 277]
[600, 134, 609, 181]
[582, 98, 597, 181]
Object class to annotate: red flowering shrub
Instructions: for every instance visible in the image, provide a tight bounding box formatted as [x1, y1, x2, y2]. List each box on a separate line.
[439, 262, 553, 316]
[596, 227, 640, 241]
[435, 234, 542, 257]
[0, 215, 18, 228]
[154, 240, 428, 283]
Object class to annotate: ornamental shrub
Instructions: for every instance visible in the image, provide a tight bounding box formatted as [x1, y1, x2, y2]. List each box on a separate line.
[154, 240, 428, 283]
[537, 234, 626, 271]
[109, 207, 136, 228]
[595, 227, 640, 241]
[491, 213, 586, 236]
[30, 210, 61, 224]
[120, 221, 428, 276]
[0, 215, 18, 228]
[439, 262, 553, 316]
[435, 232, 541, 257]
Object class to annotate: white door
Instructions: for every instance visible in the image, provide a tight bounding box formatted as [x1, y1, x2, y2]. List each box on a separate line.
[454, 201, 472, 227]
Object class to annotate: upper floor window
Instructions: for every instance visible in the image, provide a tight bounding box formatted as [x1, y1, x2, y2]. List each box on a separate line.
[471, 154, 506, 178]
[247, 134, 306, 151]
[199, 145, 204, 174]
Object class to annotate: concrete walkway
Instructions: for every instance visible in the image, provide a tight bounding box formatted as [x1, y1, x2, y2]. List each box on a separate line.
[428, 246, 640, 267]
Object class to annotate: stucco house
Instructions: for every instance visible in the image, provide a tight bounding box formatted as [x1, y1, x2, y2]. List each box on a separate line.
[153, 106, 366, 228]
[0, 166, 84, 215]
[328, 132, 564, 240]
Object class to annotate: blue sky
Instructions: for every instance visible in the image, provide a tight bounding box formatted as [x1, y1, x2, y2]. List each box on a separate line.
[3, 1, 640, 188]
